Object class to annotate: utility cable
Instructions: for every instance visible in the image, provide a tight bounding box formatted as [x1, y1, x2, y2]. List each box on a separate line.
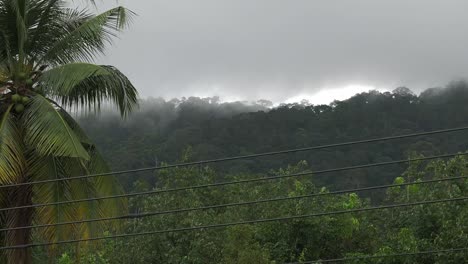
[1, 175, 467, 233]
[1, 126, 468, 189]
[0, 152, 466, 213]
[1, 196, 466, 250]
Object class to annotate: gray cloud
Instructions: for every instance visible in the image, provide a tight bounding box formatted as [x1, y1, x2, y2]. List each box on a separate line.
[95, 0, 468, 103]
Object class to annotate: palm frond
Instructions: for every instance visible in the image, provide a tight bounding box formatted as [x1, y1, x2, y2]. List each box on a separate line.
[0, 29, 13, 68]
[87, 147, 128, 225]
[12, 0, 28, 67]
[40, 63, 138, 116]
[0, 104, 25, 184]
[25, 0, 65, 63]
[40, 6, 134, 65]
[39, 62, 109, 93]
[22, 94, 90, 160]
[28, 155, 105, 249]
[26, 103, 127, 239]
[57, 104, 92, 146]
[60, 105, 127, 224]
[0, 2, 19, 70]
[28, 5, 93, 67]
[28, 155, 79, 246]
[59, 107, 128, 225]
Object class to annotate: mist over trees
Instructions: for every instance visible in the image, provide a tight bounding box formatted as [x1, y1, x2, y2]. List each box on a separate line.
[79, 81, 468, 191]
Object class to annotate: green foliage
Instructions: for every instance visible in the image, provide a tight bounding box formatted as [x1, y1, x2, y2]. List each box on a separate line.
[39, 155, 466, 264]
[58, 252, 110, 264]
[58, 253, 73, 264]
[222, 226, 272, 264]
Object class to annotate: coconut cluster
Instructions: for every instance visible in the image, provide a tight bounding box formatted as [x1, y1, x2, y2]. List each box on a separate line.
[8, 71, 34, 113]
[11, 94, 29, 113]
[0, 69, 37, 113]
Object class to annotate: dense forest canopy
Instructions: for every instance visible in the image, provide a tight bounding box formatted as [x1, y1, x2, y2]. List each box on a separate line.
[29, 81, 468, 263]
[79, 81, 468, 191]
[41, 144, 468, 263]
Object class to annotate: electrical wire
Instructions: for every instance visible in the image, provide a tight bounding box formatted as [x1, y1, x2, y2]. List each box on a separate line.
[1, 152, 466, 213]
[1, 196, 466, 250]
[1, 126, 468, 190]
[1, 175, 467, 233]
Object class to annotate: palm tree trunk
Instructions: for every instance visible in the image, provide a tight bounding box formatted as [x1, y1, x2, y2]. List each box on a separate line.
[4, 178, 33, 264]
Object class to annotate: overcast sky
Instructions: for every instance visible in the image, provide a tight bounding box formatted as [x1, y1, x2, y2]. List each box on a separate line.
[94, 0, 468, 104]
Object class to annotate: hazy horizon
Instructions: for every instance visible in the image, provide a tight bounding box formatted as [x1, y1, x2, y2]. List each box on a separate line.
[90, 0, 468, 104]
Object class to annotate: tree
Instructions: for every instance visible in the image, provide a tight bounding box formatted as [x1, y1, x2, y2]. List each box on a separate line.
[0, 1, 138, 263]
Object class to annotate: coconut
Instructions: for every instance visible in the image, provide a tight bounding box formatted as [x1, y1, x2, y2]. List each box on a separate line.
[11, 94, 21, 103]
[21, 96, 30, 104]
[14, 104, 25, 113]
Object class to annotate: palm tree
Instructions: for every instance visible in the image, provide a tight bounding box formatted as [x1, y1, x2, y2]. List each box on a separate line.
[0, 0, 138, 263]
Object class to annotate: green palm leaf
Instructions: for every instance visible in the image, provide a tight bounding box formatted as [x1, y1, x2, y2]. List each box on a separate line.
[39, 63, 109, 94]
[28, 155, 79, 245]
[0, 105, 25, 184]
[87, 147, 128, 225]
[41, 6, 134, 65]
[23, 94, 90, 160]
[60, 106, 128, 224]
[40, 63, 138, 116]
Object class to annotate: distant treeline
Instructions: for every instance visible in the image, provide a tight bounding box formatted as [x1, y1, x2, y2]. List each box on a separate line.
[79, 81, 468, 191]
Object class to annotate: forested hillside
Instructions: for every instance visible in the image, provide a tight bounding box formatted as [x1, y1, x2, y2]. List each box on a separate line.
[44, 147, 468, 263]
[79, 81, 468, 191]
[36, 82, 468, 263]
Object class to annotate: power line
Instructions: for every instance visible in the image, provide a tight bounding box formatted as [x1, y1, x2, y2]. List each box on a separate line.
[1, 126, 468, 189]
[286, 247, 468, 263]
[1, 152, 466, 213]
[2, 175, 467, 233]
[1, 196, 466, 250]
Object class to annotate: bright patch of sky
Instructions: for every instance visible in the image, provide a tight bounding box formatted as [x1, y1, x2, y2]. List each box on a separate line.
[285, 85, 389, 105]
